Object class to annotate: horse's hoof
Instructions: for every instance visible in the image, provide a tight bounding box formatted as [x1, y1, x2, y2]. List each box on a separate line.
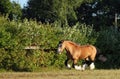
[74, 65, 82, 70]
[67, 64, 71, 68]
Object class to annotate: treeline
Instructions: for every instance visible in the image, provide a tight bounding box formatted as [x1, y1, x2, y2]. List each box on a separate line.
[1, 0, 120, 30]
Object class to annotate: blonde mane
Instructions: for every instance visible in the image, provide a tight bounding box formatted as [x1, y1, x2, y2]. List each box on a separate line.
[65, 41, 80, 47]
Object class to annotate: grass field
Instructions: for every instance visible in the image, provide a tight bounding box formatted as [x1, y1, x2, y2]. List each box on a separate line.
[0, 69, 120, 79]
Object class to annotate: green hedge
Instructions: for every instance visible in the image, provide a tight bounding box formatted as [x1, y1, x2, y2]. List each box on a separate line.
[95, 28, 120, 69]
[0, 16, 120, 71]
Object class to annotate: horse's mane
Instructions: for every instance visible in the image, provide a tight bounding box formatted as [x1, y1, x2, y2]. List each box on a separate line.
[66, 41, 80, 47]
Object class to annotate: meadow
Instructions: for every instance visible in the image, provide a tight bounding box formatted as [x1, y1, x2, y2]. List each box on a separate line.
[0, 69, 120, 79]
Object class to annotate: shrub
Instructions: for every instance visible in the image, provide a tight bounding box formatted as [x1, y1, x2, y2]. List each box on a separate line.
[95, 28, 120, 69]
[0, 16, 120, 71]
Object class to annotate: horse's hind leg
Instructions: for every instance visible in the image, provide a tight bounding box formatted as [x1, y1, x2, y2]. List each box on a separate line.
[87, 59, 95, 70]
[82, 58, 95, 70]
[89, 61, 95, 70]
[89, 55, 96, 70]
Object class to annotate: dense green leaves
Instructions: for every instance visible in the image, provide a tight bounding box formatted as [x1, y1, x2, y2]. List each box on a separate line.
[0, 16, 120, 71]
[0, 0, 22, 20]
[9, 1, 22, 20]
[0, 16, 97, 71]
[76, 0, 120, 30]
[24, 0, 84, 26]
[1, 0, 120, 30]
[23, 0, 120, 30]
[0, 0, 12, 14]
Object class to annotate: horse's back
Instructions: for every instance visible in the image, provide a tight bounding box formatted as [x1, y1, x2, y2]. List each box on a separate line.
[80, 45, 95, 51]
[79, 45, 97, 60]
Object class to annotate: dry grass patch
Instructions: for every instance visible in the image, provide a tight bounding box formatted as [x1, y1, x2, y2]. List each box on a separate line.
[0, 69, 120, 79]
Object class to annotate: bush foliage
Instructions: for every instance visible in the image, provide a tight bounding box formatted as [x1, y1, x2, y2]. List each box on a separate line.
[0, 16, 120, 71]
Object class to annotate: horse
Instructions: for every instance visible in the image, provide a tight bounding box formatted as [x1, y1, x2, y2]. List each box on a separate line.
[57, 40, 97, 70]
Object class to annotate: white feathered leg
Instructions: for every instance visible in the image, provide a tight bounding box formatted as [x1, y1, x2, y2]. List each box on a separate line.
[67, 64, 71, 68]
[74, 65, 82, 70]
[82, 64, 88, 70]
[90, 62, 95, 70]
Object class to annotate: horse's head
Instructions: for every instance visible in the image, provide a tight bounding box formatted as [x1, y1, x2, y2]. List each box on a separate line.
[57, 40, 65, 54]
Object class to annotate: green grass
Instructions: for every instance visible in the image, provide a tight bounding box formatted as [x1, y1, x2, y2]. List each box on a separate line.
[0, 69, 120, 79]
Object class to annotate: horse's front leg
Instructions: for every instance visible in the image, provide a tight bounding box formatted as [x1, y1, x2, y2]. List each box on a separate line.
[73, 59, 82, 70]
[65, 58, 71, 69]
[82, 60, 89, 70]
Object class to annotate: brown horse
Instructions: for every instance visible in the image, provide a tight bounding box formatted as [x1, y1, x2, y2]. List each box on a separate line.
[57, 40, 97, 70]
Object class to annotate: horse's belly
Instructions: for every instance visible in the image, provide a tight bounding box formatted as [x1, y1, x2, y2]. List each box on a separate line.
[79, 53, 90, 59]
[79, 56, 87, 59]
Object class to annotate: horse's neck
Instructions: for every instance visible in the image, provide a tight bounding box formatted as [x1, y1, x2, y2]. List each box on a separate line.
[66, 41, 77, 45]
[64, 41, 78, 53]
[68, 41, 79, 47]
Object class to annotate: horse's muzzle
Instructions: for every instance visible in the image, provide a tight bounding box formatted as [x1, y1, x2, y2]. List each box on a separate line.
[57, 49, 61, 54]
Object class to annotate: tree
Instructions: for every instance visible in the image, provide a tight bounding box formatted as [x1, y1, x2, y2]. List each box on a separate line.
[0, 0, 22, 20]
[24, 0, 84, 26]
[76, 0, 120, 30]
[24, 0, 120, 30]
[0, 0, 12, 15]
[9, 1, 22, 20]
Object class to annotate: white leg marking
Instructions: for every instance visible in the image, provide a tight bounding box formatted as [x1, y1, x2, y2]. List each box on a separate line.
[82, 64, 88, 70]
[74, 65, 82, 70]
[90, 63, 95, 70]
[67, 64, 71, 68]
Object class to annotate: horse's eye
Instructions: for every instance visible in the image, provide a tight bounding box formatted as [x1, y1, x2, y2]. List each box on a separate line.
[59, 44, 62, 47]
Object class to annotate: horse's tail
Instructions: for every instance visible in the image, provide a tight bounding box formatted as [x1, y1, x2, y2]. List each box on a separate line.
[96, 48, 101, 56]
[96, 48, 107, 62]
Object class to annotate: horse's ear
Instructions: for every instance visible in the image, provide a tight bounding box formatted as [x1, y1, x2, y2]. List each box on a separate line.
[59, 40, 64, 44]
